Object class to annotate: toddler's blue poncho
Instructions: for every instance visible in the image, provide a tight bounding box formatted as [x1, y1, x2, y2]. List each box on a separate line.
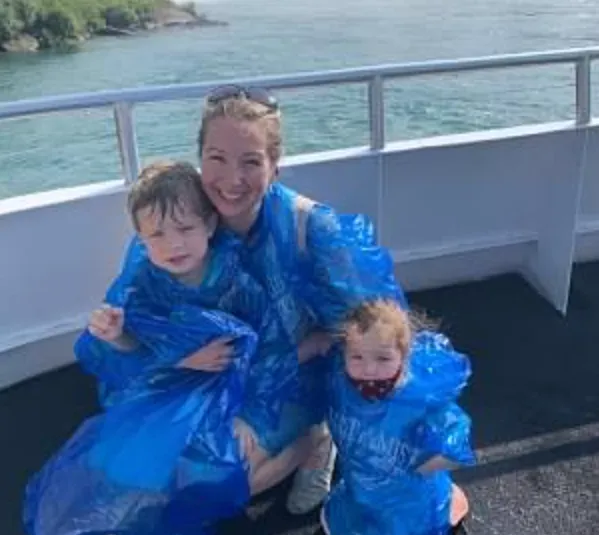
[323, 331, 475, 535]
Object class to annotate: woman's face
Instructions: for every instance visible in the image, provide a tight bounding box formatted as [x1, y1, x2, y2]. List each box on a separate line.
[200, 116, 277, 232]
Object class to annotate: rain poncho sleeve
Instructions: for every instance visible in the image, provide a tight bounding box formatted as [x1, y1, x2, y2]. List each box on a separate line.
[73, 236, 156, 407]
[406, 333, 476, 469]
[302, 203, 408, 329]
[24, 239, 272, 535]
[324, 330, 475, 535]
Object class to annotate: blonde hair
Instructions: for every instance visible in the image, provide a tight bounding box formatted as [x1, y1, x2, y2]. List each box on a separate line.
[342, 300, 439, 358]
[128, 160, 214, 232]
[197, 96, 282, 164]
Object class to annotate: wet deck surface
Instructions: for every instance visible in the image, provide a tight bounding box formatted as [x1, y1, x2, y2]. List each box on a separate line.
[2, 263, 599, 535]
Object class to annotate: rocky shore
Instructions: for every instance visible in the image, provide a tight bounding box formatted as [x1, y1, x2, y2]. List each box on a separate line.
[0, 1, 227, 53]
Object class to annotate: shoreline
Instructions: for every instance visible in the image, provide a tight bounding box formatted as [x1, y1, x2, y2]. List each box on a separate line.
[0, 2, 228, 54]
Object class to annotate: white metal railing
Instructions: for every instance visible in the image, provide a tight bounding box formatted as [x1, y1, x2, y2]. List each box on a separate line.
[0, 47, 598, 183]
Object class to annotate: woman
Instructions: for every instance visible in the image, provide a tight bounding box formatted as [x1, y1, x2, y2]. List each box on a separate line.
[25, 86, 410, 535]
[186, 84, 409, 514]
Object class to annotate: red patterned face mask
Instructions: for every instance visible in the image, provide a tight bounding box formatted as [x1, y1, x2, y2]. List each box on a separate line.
[347, 367, 403, 402]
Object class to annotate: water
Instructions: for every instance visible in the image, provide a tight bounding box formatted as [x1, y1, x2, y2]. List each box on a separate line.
[1, 0, 599, 199]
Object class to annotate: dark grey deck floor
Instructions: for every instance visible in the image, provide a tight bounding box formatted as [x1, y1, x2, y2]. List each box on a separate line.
[2, 263, 599, 535]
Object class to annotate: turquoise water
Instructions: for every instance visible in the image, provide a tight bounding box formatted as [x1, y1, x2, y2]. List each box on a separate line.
[1, 0, 599, 199]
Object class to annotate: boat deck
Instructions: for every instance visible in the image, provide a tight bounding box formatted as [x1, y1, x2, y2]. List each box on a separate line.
[2, 263, 599, 535]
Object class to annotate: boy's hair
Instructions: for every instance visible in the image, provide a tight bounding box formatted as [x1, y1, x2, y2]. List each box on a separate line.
[128, 160, 214, 231]
[341, 299, 439, 357]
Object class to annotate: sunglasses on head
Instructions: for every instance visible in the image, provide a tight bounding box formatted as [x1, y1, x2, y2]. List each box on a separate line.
[205, 84, 279, 110]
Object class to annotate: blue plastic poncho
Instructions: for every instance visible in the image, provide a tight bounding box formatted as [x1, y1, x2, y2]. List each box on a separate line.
[323, 331, 475, 535]
[229, 183, 408, 332]
[215, 182, 409, 454]
[85, 181, 408, 460]
[23, 240, 289, 535]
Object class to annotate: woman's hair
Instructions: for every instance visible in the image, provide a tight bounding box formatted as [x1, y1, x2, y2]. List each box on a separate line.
[341, 299, 440, 357]
[197, 94, 282, 163]
[128, 160, 214, 231]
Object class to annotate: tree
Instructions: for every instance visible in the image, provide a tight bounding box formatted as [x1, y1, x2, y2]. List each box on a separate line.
[0, 0, 175, 50]
[0, 2, 19, 43]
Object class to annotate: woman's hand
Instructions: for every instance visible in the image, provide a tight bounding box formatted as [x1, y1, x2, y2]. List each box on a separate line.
[177, 336, 234, 372]
[298, 330, 334, 363]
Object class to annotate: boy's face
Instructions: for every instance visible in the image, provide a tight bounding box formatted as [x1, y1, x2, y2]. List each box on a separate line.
[344, 324, 404, 382]
[136, 202, 214, 280]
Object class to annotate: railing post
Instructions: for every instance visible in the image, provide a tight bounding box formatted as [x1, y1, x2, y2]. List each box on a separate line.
[575, 56, 591, 125]
[367, 75, 386, 246]
[368, 75, 385, 150]
[114, 102, 141, 184]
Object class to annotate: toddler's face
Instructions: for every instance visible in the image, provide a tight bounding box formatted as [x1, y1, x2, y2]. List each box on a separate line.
[344, 325, 404, 382]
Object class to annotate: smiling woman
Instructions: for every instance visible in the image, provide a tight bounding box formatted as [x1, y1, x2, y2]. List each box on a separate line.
[199, 107, 281, 233]
[190, 84, 408, 514]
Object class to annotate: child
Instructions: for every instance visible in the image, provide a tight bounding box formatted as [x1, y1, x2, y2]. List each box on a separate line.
[88, 159, 252, 370]
[321, 299, 475, 535]
[23, 161, 307, 535]
[85, 159, 308, 492]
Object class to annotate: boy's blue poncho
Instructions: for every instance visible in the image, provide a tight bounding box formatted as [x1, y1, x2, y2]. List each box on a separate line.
[23, 240, 291, 535]
[323, 331, 476, 535]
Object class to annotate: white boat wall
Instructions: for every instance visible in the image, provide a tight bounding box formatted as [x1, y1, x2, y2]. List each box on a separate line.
[1, 48, 599, 391]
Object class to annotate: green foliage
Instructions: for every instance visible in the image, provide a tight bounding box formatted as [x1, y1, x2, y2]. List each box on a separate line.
[0, 0, 171, 49]
[179, 2, 197, 17]
[0, 2, 20, 43]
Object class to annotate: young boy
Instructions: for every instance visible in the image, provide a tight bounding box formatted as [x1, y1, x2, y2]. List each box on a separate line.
[89, 159, 240, 366]
[26, 161, 307, 534]
[77, 160, 311, 522]
[321, 299, 475, 535]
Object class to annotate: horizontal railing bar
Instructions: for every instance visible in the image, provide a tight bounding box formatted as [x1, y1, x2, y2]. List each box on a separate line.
[1, 47, 598, 120]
